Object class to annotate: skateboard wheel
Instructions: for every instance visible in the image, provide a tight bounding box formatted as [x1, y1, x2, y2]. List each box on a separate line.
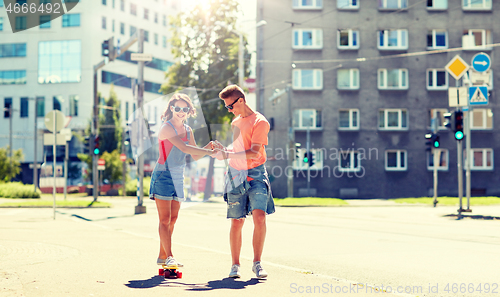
[177, 272, 182, 279]
[159, 269, 164, 276]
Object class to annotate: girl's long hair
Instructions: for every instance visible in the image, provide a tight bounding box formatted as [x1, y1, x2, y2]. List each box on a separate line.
[161, 93, 197, 123]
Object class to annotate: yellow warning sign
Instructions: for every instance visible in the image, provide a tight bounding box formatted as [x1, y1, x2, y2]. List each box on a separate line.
[445, 55, 469, 80]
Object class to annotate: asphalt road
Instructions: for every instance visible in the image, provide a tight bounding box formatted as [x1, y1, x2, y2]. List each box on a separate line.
[1, 198, 499, 297]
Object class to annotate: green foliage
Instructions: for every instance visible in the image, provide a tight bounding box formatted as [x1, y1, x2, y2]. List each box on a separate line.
[0, 147, 24, 182]
[0, 182, 41, 198]
[123, 176, 151, 196]
[100, 86, 123, 154]
[101, 150, 124, 187]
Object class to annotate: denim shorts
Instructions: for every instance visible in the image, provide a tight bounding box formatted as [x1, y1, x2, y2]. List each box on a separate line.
[226, 179, 275, 219]
[149, 163, 184, 202]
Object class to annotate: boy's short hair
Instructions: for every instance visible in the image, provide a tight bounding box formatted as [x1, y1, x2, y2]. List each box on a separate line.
[219, 85, 245, 101]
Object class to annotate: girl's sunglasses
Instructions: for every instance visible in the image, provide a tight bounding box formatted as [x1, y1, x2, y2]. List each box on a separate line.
[172, 106, 190, 113]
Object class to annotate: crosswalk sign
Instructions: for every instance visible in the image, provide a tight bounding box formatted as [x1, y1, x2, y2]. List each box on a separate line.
[469, 86, 488, 105]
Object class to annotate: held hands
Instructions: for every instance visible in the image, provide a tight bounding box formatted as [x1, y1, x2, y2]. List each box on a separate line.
[205, 141, 223, 158]
[210, 140, 228, 160]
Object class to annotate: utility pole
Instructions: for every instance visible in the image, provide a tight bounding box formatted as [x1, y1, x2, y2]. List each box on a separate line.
[306, 126, 310, 197]
[135, 29, 146, 214]
[122, 129, 127, 198]
[286, 84, 294, 198]
[9, 104, 12, 179]
[431, 114, 438, 206]
[34, 98, 38, 192]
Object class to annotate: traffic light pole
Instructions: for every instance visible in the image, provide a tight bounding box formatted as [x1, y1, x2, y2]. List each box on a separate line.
[465, 98, 472, 212]
[135, 29, 146, 214]
[306, 126, 310, 197]
[431, 114, 438, 206]
[457, 133, 464, 212]
[286, 85, 294, 198]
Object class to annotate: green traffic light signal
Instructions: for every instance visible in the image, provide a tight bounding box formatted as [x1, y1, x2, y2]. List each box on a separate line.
[455, 131, 464, 140]
[94, 148, 100, 155]
[433, 141, 440, 148]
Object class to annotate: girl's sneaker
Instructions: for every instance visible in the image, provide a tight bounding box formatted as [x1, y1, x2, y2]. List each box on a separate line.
[157, 258, 166, 265]
[229, 264, 241, 278]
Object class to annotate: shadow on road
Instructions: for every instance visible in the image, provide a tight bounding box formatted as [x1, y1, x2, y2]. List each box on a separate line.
[124, 276, 264, 290]
[444, 214, 500, 220]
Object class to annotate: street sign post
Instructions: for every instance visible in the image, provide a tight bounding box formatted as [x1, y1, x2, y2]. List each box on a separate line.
[120, 153, 127, 162]
[131, 53, 152, 62]
[471, 52, 491, 73]
[469, 86, 488, 105]
[445, 55, 469, 80]
[98, 158, 105, 170]
[448, 87, 468, 107]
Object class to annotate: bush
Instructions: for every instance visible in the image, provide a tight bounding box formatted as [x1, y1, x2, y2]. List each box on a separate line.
[123, 177, 151, 196]
[0, 182, 41, 198]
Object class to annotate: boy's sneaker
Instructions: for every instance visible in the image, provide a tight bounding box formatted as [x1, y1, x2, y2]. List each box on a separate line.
[252, 261, 268, 278]
[229, 264, 241, 278]
[165, 256, 178, 268]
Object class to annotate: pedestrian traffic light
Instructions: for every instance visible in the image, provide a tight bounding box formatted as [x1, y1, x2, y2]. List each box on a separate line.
[443, 112, 452, 130]
[303, 151, 309, 163]
[83, 136, 90, 155]
[454, 110, 464, 140]
[308, 151, 315, 167]
[425, 133, 440, 150]
[93, 135, 100, 155]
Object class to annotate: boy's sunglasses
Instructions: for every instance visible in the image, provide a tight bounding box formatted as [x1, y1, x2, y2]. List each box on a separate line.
[225, 98, 240, 110]
[173, 106, 190, 113]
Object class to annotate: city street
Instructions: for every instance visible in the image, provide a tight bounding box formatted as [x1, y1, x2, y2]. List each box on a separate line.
[1, 198, 499, 297]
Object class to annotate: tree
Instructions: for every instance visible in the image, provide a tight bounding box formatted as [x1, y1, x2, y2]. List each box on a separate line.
[0, 146, 24, 182]
[101, 150, 123, 188]
[160, 0, 249, 199]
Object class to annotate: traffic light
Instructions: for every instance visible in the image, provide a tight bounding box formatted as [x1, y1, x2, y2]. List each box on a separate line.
[83, 136, 90, 154]
[454, 110, 464, 140]
[303, 151, 309, 163]
[425, 133, 440, 150]
[443, 112, 452, 130]
[295, 143, 301, 161]
[102, 40, 109, 57]
[308, 151, 315, 167]
[93, 135, 100, 155]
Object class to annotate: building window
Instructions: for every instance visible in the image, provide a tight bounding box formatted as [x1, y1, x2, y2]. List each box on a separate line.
[462, 29, 492, 50]
[463, 0, 491, 10]
[120, 0, 124, 11]
[112, 20, 115, 32]
[4, 98, 12, 118]
[386, 150, 406, 171]
[337, 0, 358, 9]
[40, 15, 51, 29]
[469, 108, 493, 130]
[162, 36, 167, 48]
[102, 16, 106, 29]
[337, 68, 359, 90]
[378, 109, 408, 130]
[69, 95, 78, 116]
[379, 0, 407, 9]
[427, 150, 448, 171]
[429, 109, 449, 130]
[20, 97, 29, 118]
[38, 40, 81, 84]
[144, 30, 149, 42]
[163, 15, 167, 26]
[130, 3, 137, 15]
[40, 0, 51, 3]
[427, 69, 448, 90]
[378, 29, 408, 50]
[293, 109, 322, 129]
[337, 29, 359, 50]
[36, 97, 45, 117]
[339, 151, 360, 172]
[112, 0, 115, 8]
[144, 8, 149, 20]
[292, 69, 323, 90]
[0, 70, 26, 85]
[0, 44, 26, 57]
[293, 148, 324, 170]
[154, 12, 158, 23]
[467, 149, 493, 170]
[292, 29, 323, 50]
[130, 25, 136, 36]
[125, 102, 129, 121]
[293, 0, 322, 9]
[0, 0, 3, 7]
[427, 30, 448, 49]
[120, 22, 125, 35]
[427, 0, 447, 9]
[15, 16, 27, 30]
[0, 17, 4, 31]
[53, 96, 62, 111]
[378, 68, 408, 90]
[154, 33, 158, 45]
[338, 109, 359, 130]
[62, 14, 80, 27]
[102, 0, 106, 5]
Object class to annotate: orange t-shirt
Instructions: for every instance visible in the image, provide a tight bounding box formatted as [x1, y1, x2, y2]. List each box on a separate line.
[229, 112, 270, 171]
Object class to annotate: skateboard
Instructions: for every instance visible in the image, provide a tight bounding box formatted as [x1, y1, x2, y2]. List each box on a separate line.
[159, 265, 182, 279]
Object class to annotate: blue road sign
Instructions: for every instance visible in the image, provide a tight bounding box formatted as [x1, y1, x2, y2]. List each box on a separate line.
[471, 53, 491, 73]
[469, 86, 488, 105]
